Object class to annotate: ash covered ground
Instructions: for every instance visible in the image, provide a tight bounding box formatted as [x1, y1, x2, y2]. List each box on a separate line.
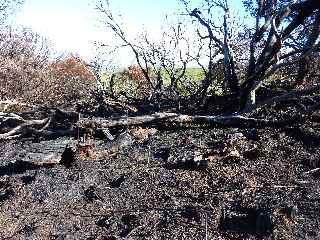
[0, 116, 320, 240]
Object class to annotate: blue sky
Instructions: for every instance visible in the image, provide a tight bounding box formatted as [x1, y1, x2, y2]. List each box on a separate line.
[15, 0, 246, 65]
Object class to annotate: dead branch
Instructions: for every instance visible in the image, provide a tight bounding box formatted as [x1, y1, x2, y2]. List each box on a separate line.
[0, 116, 51, 140]
[303, 168, 320, 175]
[102, 96, 138, 113]
[0, 112, 25, 123]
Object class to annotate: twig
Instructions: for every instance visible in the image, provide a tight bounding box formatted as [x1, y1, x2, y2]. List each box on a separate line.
[205, 212, 208, 240]
[303, 168, 320, 175]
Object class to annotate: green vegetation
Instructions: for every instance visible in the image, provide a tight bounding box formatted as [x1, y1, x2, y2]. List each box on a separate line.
[99, 67, 206, 97]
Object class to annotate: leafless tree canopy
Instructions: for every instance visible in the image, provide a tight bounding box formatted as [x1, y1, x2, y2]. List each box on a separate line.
[93, 0, 319, 116]
[180, 0, 320, 110]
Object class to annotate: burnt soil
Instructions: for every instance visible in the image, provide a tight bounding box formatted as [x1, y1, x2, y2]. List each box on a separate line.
[1, 112, 320, 239]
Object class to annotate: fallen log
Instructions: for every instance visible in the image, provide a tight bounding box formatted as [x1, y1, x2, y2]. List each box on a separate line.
[78, 112, 305, 129]
[0, 102, 315, 141]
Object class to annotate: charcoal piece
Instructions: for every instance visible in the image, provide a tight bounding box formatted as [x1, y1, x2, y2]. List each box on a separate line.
[83, 186, 103, 202]
[0, 188, 14, 202]
[21, 175, 36, 184]
[119, 214, 139, 238]
[154, 147, 171, 161]
[96, 216, 112, 228]
[60, 146, 77, 168]
[181, 205, 201, 223]
[109, 175, 125, 188]
[220, 207, 272, 235]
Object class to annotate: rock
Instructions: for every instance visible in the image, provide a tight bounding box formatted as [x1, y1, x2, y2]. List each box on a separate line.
[228, 132, 246, 141]
[76, 143, 96, 160]
[116, 130, 134, 148]
[309, 155, 320, 168]
[96, 216, 113, 228]
[0, 188, 14, 202]
[197, 159, 209, 168]
[164, 148, 208, 170]
[219, 207, 256, 233]
[0, 160, 53, 177]
[21, 175, 36, 184]
[130, 127, 157, 143]
[120, 214, 139, 238]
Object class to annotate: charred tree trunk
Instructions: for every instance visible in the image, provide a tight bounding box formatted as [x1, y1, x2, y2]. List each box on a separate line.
[240, 0, 320, 111]
[189, 2, 240, 112]
[222, 2, 240, 104]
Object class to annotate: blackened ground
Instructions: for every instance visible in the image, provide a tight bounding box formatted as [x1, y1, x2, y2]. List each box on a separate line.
[0, 112, 320, 239]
